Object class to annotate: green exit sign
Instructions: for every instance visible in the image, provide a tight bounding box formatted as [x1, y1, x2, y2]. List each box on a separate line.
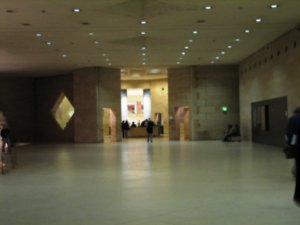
[222, 106, 228, 113]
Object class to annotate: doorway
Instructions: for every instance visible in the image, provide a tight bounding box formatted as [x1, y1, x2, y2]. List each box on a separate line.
[102, 108, 117, 143]
[174, 106, 190, 140]
[251, 96, 287, 146]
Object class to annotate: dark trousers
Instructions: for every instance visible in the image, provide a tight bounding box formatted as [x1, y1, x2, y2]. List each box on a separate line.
[294, 149, 300, 201]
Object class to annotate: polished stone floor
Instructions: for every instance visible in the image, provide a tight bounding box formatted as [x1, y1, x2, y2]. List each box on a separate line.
[0, 140, 299, 225]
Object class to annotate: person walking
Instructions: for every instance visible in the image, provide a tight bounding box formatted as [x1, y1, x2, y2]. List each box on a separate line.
[286, 107, 300, 206]
[146, 119, 155, 143]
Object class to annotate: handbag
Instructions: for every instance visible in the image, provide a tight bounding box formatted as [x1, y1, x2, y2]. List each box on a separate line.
[283, 144, 296, 159]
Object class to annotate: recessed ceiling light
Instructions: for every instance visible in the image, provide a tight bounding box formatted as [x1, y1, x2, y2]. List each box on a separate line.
[105, 58, 110, 62]
[211, 61, 215, 64]
[89, 32, 94, 36]
[142, 58, 146, 61]
[36, 33, 42, 37]
[140, 20, 147, 24]
[192, 30, 198, 34]
[142, 62, 146, 65]
[221, 51, 225, 55]
[94, 41, 99, 44]
[245, 29, 250, 33]
[256, 18, 262, 23]
[204, 6, 213, 10]
[62, 54, 67, 58]
[102, 53, 106, 57]
[189, 39, 193, 43]
[228, 45, 232, 49]
[215, 56, 220, 60]
[185, 46, 189, 49]
[181, 52, 186, 55]
[142, 53, 146, 56]
[141, 31, 146, 35]
[235, 38, 240, 42]
[73, 8, 81, 13]
[270, 4, 279, 9]
[46, 41, 52, 46]
[108, 63, 112, 66]
[141, 46, 146, 50]
[177, 62, 180, 65]
[6, 9, 15, 13]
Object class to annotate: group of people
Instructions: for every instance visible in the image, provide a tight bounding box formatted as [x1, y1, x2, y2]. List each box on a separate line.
[121, 119, 155, 143]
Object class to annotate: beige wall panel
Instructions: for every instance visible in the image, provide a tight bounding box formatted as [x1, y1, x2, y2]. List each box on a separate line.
[239, 26, 300, 140]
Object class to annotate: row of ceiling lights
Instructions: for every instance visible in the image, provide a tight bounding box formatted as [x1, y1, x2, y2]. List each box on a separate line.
[211, 3, 279, 64]
[175, 3, 280, 65]
[35, 3, 279, 67]
[35, 31, 112, 66]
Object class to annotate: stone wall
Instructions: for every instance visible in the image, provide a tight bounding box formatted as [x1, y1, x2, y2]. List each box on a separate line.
[97, 67, 121, 142]
[239, 26, 300, 140]
[73, 68, 98, 143]
[0, 77, 34, 142]
[168, 66, 239, 140]
[34, 75, 74, 142]
[193, 66, 239, 140]
[168, 67, 193, 140]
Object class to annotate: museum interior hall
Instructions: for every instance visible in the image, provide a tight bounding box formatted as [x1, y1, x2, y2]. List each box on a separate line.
[1, 0, 300, 224]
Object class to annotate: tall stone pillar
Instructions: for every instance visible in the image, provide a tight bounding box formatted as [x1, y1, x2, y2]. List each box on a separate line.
[168, 67, 193, 140]
[73, 67, 121, 143]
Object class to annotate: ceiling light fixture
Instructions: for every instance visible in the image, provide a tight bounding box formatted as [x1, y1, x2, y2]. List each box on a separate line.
[140, 20, 147, 25]
[204, 6, 213, 10]
[189, 39, 193, 43]
[256, 18, 262, 23]
[185, 46, 189, 49]
[181, 52, 186, 55]
[245, 29, 250, 33]
[141, 31, 146, 35]
[62, 54, 67, 58]
[177, 62, 180, 65]
[192, 30, 198, 34]
[94, 41, 99, 44]
[102, 53, 106, 57]
[141, 46, 146, 50]
[142, 62, 146, 65]
[36, 33, 42, 37]
[46, 41, 52, 46]
[73, 8, 81, 13]
[211, 61, 215, 64]
[270, 4, 279, 9]
[215, 56, 220, 60]
[228, 45, 232, 49]
[89, 32, 94, 36]
[235, 38, 240, 42]
[221, 51, 225, 55]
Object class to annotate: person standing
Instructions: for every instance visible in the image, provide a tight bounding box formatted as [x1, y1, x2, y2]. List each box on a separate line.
[286, 107, 300, 206]
[146, 119, 154, 143]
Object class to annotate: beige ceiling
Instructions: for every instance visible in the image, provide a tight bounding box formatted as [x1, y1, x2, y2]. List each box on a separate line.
[0, 0, 299, 76]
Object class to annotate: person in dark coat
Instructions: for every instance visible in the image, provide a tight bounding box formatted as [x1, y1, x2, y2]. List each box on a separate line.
[286, 107, 300, 206]
[1, 123, 10, 152]
[146, 119, 155, 143]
